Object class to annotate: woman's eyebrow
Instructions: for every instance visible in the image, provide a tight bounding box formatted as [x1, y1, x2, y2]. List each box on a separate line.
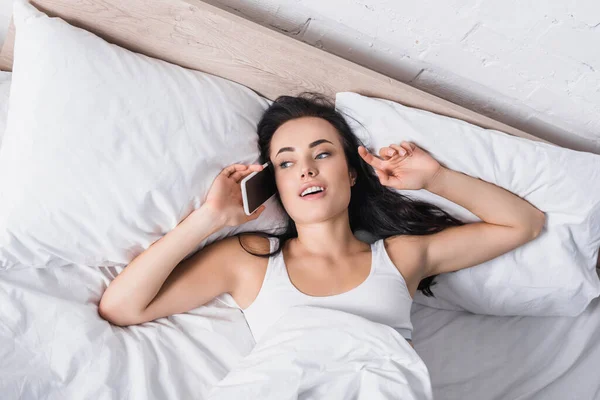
[275, 139, 333, 157]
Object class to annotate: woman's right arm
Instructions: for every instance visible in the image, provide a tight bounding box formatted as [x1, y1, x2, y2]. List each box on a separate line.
[98, 163, 266, 326]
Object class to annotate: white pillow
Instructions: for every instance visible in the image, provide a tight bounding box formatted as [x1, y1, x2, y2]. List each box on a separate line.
[0, 1, 286, 270]
[0, 71, 11, 147]
[336, 91, 600, 317]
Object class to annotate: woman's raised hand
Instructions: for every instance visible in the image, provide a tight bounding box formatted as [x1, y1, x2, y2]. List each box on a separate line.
[358, 141, 443, 191]
[201, 163, 267, 227]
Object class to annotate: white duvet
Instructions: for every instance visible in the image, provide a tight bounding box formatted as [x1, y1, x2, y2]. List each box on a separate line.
[0, 265, 254, 399]
[0, 266, 431, 400]
[208, 306, 432, 400]
[2, 264, 600, 399]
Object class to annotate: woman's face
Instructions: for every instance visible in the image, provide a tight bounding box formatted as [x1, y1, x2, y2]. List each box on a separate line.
[269, 117, 356, 224]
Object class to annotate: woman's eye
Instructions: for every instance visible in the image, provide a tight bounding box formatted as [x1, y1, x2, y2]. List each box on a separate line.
[279, 152, 330, 169]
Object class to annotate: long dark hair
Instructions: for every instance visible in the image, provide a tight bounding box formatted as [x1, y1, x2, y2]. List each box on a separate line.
[238, 92, 464, 297]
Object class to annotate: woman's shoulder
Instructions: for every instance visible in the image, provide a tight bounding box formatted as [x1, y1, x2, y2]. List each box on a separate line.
[204, 234, 272, 270]
[228, 234, 273, 309]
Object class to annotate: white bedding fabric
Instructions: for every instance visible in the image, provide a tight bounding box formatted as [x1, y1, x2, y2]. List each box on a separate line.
[2, 3, 599, 399]
[2, 265, 599, 400]
[411, 298, 600, 400]
[208, 306, 432, 400]
[0, 265, 254, 399]
[0, 0, 284, 272]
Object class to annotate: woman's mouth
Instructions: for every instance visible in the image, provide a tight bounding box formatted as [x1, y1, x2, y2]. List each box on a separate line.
[301, 190, 326, 200]
[299, 186, 327, 200]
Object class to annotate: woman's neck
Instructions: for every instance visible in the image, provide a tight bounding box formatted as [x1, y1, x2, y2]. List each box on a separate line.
[292, 211, 367, 258]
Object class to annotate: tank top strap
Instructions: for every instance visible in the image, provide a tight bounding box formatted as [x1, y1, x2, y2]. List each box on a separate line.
[266, 236, 277, 253]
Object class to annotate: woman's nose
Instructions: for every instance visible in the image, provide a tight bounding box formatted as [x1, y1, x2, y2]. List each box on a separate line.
[301, 167, 317, 179]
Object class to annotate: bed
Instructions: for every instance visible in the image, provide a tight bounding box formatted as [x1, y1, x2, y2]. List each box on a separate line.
[1, 1, 599, 399]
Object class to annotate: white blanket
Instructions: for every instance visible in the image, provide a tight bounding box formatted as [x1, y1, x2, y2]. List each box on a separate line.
[0, 265, 254, 399]
[208, 306, 432, 400]
[3, 264, 598, 399]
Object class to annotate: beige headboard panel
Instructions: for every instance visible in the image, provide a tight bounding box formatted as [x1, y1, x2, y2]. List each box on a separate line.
[0, 0, 548, 144]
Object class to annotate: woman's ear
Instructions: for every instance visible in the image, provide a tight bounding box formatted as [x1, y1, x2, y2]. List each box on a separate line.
[350, 169, 357, 186]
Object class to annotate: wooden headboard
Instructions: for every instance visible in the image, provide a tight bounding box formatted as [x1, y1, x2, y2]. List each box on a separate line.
[0, 0, 549, 144]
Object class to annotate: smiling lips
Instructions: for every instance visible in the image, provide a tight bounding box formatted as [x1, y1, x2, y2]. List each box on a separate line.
[300, 189, 326, 200]
[298, 184, 327, 200]
[298, 182, 326, 196]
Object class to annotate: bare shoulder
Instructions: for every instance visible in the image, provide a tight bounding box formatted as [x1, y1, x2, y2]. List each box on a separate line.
[227, 234, 272, 309]
[198, 234, 269, 279]
[383, 235, 428, 298]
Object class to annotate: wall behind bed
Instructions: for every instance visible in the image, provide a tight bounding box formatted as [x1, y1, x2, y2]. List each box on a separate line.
[201, 0, 600, 155]
[0, 0, 597, 154]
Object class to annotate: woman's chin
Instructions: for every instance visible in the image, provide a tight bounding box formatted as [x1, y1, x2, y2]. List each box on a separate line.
[291, 204, 349, 225]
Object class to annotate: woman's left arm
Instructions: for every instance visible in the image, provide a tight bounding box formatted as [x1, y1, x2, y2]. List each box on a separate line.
[359, 141, 546, 278]
[421, 165, 545, 277]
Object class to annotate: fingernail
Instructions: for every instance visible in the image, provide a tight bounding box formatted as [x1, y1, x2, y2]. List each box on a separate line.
[388, 149, 395, 156]
[399, 149, 407, 156]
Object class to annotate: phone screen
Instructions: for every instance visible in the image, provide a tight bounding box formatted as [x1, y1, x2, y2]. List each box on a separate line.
[241, 162, 277, 215]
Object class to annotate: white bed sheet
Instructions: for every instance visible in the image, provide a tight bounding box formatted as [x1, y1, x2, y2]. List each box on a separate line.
[411, 295, 600, 399]
[1, 265, 599, 399]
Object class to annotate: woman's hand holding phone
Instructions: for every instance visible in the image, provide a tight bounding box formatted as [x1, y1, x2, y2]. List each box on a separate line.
[197, 163, 267, 227]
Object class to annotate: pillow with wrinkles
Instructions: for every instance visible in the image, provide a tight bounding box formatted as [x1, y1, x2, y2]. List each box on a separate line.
[336, 91, 600, 317]
[0, 1, 286, 271]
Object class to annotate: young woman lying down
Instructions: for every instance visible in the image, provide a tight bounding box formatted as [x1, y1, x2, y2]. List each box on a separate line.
[98, 92, 546, 350]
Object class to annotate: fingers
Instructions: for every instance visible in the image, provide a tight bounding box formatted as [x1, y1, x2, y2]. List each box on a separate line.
[231, 167, 261, 183]
[221, 164, 248, 178]
[229, 170, 246, 182]
[361, 142, 415, 167]
[390, 144, 408, 157]
[223, 163, 265, 182]
[358, 146, 385, 170]
[247, 164, 265, 172]
[379, 147, 397, 159]
[247, 205, 266, 220]
[380, 142, 414, 158]
[397, 141, 416, 155]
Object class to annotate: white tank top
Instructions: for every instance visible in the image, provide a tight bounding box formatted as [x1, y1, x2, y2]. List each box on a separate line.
[242, 237, 414, 343]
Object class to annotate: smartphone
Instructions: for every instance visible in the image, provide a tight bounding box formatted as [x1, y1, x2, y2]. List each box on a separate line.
[241, 162, 277, 216]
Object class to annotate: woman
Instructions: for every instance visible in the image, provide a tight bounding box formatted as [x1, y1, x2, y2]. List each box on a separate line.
[98, 92, 546, 349]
